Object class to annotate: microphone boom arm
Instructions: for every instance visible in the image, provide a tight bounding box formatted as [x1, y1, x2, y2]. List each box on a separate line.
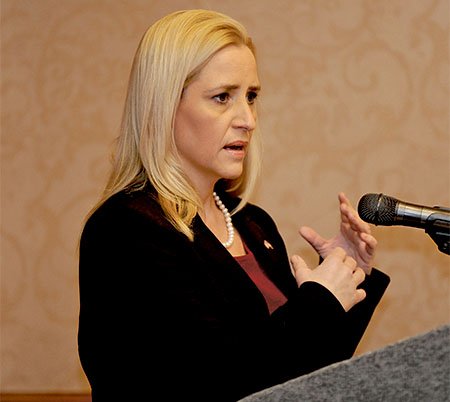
[425, 207, 450, 255]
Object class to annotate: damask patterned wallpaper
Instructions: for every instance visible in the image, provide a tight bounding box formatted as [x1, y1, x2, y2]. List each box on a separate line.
[1, 0, 449, 392]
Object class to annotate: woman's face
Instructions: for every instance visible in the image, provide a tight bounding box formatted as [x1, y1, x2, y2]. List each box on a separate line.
[174, 44, 260, 193]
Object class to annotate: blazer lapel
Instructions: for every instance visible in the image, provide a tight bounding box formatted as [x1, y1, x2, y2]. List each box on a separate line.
[191, 215, 269, 312]
[233, 211, 297, 299]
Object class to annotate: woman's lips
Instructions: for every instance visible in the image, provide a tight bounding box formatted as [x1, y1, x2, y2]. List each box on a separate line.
[223, 141, 247, 158]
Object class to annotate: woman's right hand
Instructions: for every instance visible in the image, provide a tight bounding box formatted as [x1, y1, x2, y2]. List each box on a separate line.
[290, 247, 366, 312]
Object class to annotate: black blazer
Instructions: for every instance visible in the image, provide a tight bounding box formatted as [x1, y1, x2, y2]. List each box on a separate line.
[78, 185, 390, 402]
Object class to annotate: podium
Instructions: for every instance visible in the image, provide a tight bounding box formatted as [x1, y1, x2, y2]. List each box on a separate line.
[239, 324, 450, 402]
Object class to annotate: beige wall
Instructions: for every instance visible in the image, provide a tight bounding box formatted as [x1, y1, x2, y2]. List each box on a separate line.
[1, 0, 449, 392]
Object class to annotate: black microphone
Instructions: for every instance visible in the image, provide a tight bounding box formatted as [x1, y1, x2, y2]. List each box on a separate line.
[358, 193, 450, 254]
[358, 193, 450, 228]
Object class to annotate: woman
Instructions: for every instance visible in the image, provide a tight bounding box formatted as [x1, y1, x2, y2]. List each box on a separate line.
[78, 9, 390, 402]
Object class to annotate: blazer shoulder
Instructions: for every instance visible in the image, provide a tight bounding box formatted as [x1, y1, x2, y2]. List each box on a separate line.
[82, 189, 172, 239]
[239, 201, 279, 230]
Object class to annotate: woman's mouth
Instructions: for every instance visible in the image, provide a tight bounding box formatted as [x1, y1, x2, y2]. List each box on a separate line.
[223, 141, 247, 158]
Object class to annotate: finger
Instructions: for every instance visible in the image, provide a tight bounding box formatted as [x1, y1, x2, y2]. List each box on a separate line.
[355, 288, 367, 304]
[360, 232, 377, 253]
[338, 192, 356, 219]
[341, 203, 371, 234]
[290, 254, 310, 279]
[344, 255, 357, 270]
[340, 203, 362, 229]
[299, 226, 326, 251]
[290, 255, 313, 287]
[338, 192, 351, 206]
[339, 197, 351, 224]
[354, 235, 376, 266]
[358, 242, 374, 265]
[353, 267, 366, 285]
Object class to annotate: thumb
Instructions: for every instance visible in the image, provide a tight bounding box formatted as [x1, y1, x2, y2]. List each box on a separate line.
[290, 254, 311, 286]
[299, 226, 326, 252]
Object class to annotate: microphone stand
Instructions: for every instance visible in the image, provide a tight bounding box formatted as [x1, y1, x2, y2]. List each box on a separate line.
[425, 207, 450, 255]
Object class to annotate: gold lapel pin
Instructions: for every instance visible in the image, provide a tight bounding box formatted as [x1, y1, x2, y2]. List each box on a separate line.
[264, 240, 274, 250]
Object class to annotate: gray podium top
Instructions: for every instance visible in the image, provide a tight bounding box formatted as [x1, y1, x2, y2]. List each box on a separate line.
[239, 324, 450, 402]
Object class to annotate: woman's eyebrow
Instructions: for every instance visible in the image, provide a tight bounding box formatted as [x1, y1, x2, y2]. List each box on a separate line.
[204, 84, 261, 94]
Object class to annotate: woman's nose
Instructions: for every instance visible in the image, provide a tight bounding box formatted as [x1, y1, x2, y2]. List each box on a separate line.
[234, 100, 256, 131]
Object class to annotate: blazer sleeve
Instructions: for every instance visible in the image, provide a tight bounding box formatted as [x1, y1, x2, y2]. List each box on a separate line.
[344, 267, 390, 355]
[266, 269, 390, 382]
[240, 203, 390, 380]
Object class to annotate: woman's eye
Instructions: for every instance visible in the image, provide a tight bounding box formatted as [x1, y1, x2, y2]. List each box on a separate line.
[213, 93, 230, 104]
[247, 91, 258, 104]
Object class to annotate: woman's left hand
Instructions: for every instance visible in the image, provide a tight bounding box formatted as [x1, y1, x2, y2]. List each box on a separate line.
[299, 192, 376, 275]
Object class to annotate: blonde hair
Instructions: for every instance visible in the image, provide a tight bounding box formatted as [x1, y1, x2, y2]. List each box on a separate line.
[89, 9, 262, 240]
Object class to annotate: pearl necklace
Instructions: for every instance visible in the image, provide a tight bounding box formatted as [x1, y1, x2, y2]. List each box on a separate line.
[213, 191, 234, 248]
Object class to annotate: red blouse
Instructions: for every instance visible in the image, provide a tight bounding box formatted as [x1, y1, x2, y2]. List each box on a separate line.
[235, 244, 288, 314]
